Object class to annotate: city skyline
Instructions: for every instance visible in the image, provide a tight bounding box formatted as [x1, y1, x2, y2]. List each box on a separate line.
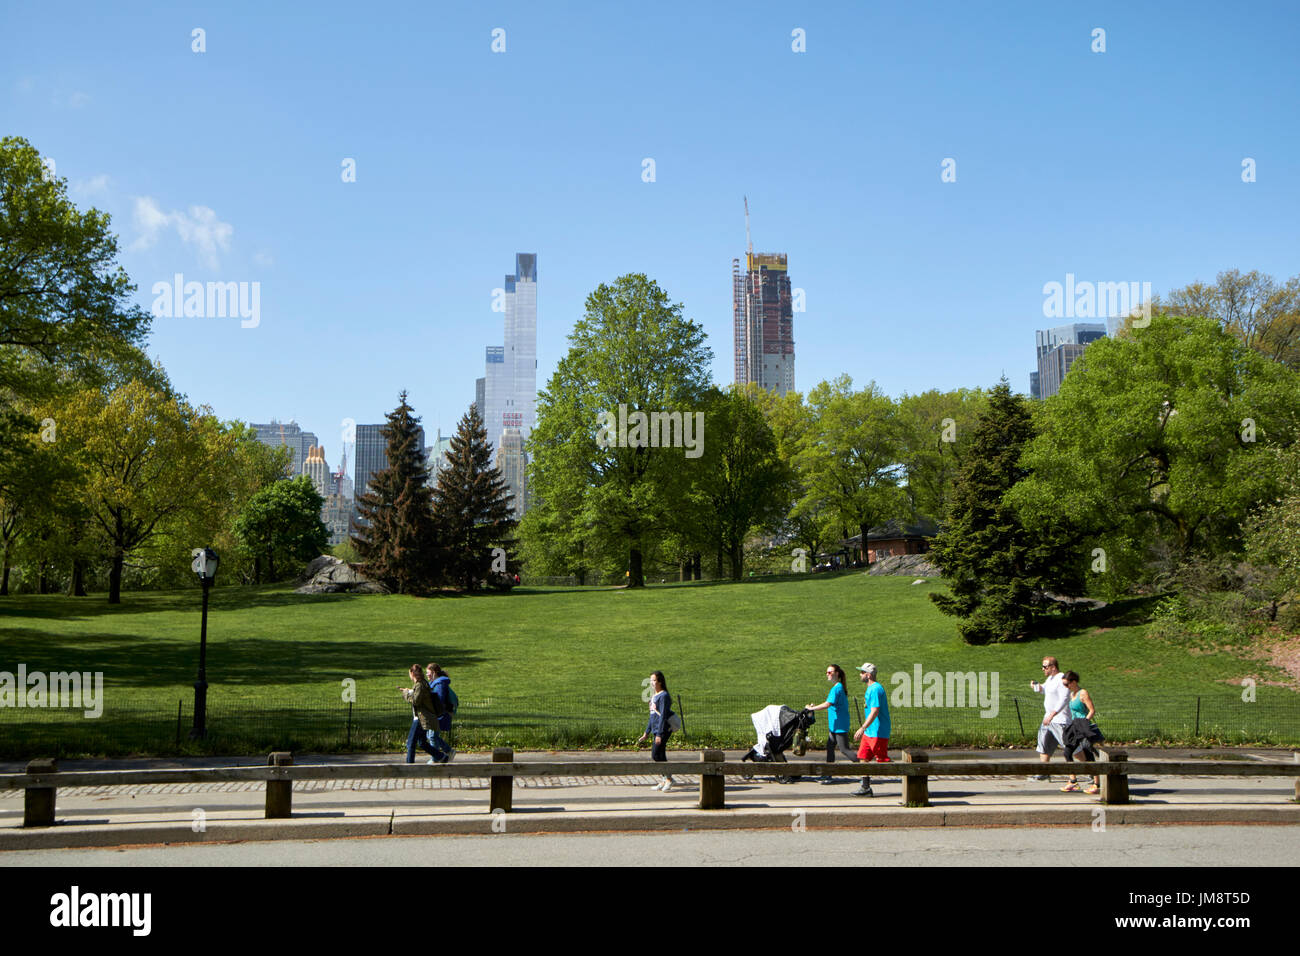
[12, 4, 1295, 444]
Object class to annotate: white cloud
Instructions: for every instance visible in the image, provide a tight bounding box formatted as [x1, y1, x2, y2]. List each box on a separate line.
[130, 197, 234, 270]
[72, 174, 111, 196]
[67, 91, 90, 109]
[252, 250, 275, 268]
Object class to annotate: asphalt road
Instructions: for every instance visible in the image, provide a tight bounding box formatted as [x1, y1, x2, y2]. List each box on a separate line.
[5, 823, 1297, 866]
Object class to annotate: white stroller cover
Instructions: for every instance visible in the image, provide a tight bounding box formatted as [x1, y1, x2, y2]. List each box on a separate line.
[750, 704, 786, 757]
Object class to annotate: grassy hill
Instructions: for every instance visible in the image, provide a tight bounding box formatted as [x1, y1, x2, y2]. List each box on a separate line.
[2, 571, 1296, 756]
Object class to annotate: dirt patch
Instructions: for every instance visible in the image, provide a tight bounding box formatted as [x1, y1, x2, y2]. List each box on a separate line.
[1255, 632, 1300, 689]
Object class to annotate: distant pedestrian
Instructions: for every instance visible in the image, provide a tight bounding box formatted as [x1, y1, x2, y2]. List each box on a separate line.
[424, 663, 456, 764]
[852, 662, 891, 796]
[636, 670, 675, 792]
[808, 665, 857, 783]
[399, 664, 449, 764]
[1029, 656, 1070, 780]
[1060, 671, 1100, 794]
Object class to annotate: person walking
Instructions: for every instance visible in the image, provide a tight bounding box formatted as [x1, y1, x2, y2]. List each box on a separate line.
[808, 665, 857, 783]
[636, 671, 675, 792]
[1060, 671, 1099, 794]
[399, 664, 447, 764]
[1029, 656, 1070, 780]
[851, 662, 891, 796]
[425, 663, 456, 764]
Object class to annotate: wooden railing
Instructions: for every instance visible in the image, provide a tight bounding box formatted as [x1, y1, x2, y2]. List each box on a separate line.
[4, 747, 1299, 827]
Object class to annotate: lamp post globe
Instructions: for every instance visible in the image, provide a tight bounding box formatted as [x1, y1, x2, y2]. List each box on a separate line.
[190, 547, 219, 739]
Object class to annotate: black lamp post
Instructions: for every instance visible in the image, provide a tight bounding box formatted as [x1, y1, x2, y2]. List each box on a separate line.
[190, 546, 219, 739]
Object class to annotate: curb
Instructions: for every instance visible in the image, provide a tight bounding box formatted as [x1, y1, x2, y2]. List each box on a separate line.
[4, 804, 1299, 851]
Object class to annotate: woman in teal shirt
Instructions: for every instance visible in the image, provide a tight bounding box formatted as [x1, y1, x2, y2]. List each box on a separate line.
[808, 665, 857, 783]
[1060, 671, 1097, 794]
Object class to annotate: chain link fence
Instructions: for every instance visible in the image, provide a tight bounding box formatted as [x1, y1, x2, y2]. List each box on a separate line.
[2, 690, 1298, 759]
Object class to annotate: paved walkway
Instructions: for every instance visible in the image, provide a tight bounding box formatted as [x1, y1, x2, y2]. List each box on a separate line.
[3, 748, 1297, 850]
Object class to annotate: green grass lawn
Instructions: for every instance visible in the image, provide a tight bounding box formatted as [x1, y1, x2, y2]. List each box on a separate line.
[2, 571, 1297, 756]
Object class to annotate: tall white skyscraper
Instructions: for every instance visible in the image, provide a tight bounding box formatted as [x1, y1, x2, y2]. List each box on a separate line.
[481, 254, 537, 513]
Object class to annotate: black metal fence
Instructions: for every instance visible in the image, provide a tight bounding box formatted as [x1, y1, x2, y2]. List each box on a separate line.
[2, 691, 1298, 759]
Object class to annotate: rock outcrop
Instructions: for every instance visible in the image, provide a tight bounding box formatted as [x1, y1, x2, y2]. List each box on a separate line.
[866, 553, 942, 578]
[296, 555, 390, 594]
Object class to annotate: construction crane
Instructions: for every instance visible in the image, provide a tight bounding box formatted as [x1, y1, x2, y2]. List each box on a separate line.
[744, 196, 752, 256]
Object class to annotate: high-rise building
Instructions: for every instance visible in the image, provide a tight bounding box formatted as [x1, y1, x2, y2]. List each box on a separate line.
[732, 202, 794, 395]
[303, 444, 331, 497]
[249, 420, 319, 476]
[497, 427, 527, 517]
[425, 429, 455, 483]
[353, 424, 426, 504]
[1033, 322, 1106, 399]
[479, 253, 537, 513]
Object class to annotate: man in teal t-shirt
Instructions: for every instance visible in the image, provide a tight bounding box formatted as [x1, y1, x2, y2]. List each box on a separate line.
[852, 662, 892, 796]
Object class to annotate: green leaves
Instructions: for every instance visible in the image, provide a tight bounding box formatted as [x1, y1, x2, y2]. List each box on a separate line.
[233, 476, 329, 584]
[1010, 315, 1300, 585]
[431, 405, 516, 591]
[525, 274, 712, 587]
[929, 381, 1086, 644]
[351, 392, 439, 595]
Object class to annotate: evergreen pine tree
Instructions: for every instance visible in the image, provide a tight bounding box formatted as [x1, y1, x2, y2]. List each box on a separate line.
[928, 380, 1084, 643]
[432, 405, 518, 591]
[351, 392, 439, 594]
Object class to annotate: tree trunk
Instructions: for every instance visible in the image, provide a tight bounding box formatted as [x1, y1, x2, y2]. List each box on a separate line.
[860, 521, 871, 566]
[0, 562, 9, 596]
[38, 562, 49, 594]
[692, 553, 701, 581]
[628, 546, 645, 588]
[70, 559, 86, 597]
[576, 568, 586, 587]
[109, 548, 124, 604]
[715, 547, 724, 579]
[679, 558, 689, 582]
[252, 554, 262, 586]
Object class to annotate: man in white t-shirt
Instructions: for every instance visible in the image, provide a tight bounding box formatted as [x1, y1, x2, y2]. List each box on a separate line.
[1029, 656, 1069, 780]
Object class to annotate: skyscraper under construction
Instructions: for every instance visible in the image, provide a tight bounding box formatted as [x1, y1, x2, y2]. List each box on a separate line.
[732, 199, 795, 395]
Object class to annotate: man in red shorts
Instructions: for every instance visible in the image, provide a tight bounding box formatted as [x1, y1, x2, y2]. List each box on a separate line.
[852, 662, 891, 796]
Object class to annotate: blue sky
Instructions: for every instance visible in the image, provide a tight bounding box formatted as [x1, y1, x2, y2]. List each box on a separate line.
[6, 1, 1299, 476]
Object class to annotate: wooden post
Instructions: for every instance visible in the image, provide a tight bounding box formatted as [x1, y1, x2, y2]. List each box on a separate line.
[902, 749, 929, 807]
[23, 758, 57, 828]
[1293, 751, 1299, 803]
[699, 750, 725, 809]
[490, 747, 514, 813]
[1097, 748, 1128, 804]
[265, 751, 293, 818]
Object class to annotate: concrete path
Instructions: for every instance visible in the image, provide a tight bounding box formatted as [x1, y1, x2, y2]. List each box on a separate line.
[3, 748, 1298, 851]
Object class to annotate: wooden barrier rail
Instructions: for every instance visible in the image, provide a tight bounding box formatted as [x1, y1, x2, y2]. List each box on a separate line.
[5, 747, 1299, 826]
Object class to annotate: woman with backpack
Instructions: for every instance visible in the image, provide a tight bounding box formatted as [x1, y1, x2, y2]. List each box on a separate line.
[399, 664, 449, 764]
[636, 670, 676, 792]
[425, 663, 456, 764]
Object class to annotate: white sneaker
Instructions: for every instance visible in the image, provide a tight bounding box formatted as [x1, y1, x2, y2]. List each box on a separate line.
[659, 780, 672, 792]
[649, 779, 665, 788]
[427, 757, 436, 765]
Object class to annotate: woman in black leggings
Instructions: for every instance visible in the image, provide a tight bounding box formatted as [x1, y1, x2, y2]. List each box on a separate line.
[808, 665, 857, 783]
[636, 670, 675, 791]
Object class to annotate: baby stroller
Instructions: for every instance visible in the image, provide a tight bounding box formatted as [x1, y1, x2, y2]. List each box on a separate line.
[741, 705, 816, 782]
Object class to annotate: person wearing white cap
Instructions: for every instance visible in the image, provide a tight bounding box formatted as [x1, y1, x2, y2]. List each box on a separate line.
[851, 662, 891, 796]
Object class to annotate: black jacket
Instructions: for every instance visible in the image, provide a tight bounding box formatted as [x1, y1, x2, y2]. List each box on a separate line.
[1062, 717, 1104, 760]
